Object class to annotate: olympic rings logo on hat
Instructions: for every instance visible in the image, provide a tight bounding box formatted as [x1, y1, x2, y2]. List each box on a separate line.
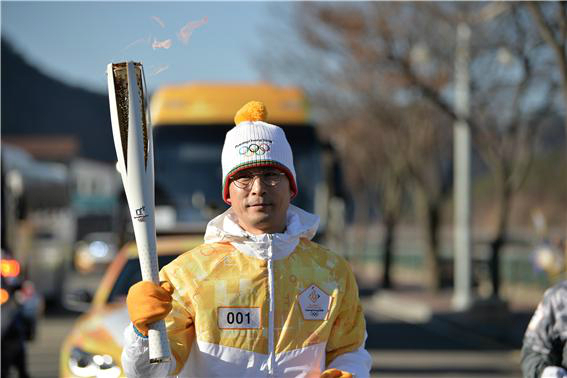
[239, 143, 270, 157]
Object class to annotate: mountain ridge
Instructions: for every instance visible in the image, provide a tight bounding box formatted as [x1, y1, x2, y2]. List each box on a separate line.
[1, 38, 115, 162]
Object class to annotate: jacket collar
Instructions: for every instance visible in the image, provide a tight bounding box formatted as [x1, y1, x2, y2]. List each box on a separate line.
[203, 205, 320, 260]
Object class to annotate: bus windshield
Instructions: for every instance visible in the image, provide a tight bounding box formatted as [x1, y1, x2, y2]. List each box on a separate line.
[153, 124, 321, 232]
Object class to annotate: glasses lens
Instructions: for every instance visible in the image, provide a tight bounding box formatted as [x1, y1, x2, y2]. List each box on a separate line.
[261, 172, 282, 186]
[233, 176, 250, 188]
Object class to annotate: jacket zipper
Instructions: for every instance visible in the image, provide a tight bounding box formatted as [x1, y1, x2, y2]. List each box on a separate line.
[267, 234, 275, 376]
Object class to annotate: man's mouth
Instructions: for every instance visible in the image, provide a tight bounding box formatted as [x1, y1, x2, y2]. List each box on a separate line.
[247, 203, 272, 207]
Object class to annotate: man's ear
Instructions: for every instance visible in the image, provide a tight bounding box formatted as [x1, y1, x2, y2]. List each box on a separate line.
[289, 182, 295, 201]
[226, 195, 232, 205]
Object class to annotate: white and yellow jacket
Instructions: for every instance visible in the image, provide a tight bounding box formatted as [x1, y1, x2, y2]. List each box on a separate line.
[122, 205, 371, 377]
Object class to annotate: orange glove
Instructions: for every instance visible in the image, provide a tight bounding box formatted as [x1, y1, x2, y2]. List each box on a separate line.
[126, 281, 174, 336]
[320, 368, 353, 378]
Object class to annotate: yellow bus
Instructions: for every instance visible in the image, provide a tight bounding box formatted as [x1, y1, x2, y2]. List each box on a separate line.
[148, 82, 330, 235]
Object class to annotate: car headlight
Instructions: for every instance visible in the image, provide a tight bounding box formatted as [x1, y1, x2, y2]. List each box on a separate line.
[69, 347, 121, 378]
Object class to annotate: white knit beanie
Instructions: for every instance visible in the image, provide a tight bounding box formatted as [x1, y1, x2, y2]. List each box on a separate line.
[221, 101, 297, 203]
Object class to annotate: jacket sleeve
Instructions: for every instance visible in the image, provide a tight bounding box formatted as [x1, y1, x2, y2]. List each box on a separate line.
[121, 324, 176, 378]
[121, 270, 196, 377]
[521, 283, 566, 378]
[326, 264, 372, 378]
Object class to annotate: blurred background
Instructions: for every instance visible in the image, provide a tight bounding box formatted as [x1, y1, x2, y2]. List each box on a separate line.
[1, 2, 566, 378]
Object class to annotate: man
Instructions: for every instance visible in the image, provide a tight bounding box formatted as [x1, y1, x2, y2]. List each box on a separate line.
[122, 101, 372, 377]
[521, 280, 567, 378]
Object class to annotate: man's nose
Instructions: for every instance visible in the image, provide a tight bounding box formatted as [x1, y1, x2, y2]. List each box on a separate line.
[249, 175, 267, 195]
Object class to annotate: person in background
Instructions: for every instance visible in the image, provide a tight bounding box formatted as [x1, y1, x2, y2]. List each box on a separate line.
[521, 280, 567, 378]
[121, 101, 372, 377]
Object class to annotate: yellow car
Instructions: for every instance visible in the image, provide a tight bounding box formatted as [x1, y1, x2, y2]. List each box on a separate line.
[60, 235, 202, 378]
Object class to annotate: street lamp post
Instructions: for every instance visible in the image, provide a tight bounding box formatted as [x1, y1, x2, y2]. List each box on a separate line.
[451, 3, 510, 310]
[452, 22, 473, 310]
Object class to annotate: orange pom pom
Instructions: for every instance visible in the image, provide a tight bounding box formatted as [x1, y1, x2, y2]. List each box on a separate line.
[234, 101, 268, 125]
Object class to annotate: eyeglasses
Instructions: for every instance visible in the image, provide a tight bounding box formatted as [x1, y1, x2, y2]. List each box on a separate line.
[231, 170, 286, 189]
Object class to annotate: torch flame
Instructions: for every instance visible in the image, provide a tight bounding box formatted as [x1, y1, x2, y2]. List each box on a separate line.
[152, 39, 173, 50]
[178, 17, 208, 45]
[151, 16, 166, 28]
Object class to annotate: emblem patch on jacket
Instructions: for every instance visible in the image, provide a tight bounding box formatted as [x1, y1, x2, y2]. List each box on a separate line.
[298, 284, 332, 320]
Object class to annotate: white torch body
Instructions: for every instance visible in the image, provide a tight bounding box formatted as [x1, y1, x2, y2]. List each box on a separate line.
[107, 61, 170, 364]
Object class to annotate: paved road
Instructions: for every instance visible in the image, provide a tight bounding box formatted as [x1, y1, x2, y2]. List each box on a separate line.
[27, 312, 79, 378]
[25, 270, 101, 378]
[362, 295, 524, 378]
[365, 320, 522, 378]
[371, 350, 521, 378]
[24, 271, 523, 378]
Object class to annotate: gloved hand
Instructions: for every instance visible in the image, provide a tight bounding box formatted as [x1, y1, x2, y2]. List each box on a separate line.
[541, 366, 567, 378]
[320, 368, 353, 378]
[126, 281, 174, 336]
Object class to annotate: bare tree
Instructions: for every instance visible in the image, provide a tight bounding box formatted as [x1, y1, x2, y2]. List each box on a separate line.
[289, 2, 456, 290]
[404, 103, 454, 290]
[526, 2, 567, 255]
[527, 2, 567, 146]
[469, 4, 559, 298]
[315, 93, 412, 288]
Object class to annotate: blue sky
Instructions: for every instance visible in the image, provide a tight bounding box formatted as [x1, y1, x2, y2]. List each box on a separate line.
[2, 1, 281, 93]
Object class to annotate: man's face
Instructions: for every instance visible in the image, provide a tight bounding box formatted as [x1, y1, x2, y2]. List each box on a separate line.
[227, 167, 292, 235]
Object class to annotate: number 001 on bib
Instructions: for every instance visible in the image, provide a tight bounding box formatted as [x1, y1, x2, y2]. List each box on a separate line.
[218, 307, 262, 329]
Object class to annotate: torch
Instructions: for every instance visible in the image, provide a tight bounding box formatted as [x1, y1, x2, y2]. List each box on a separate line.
[106, 61, 170, 363]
